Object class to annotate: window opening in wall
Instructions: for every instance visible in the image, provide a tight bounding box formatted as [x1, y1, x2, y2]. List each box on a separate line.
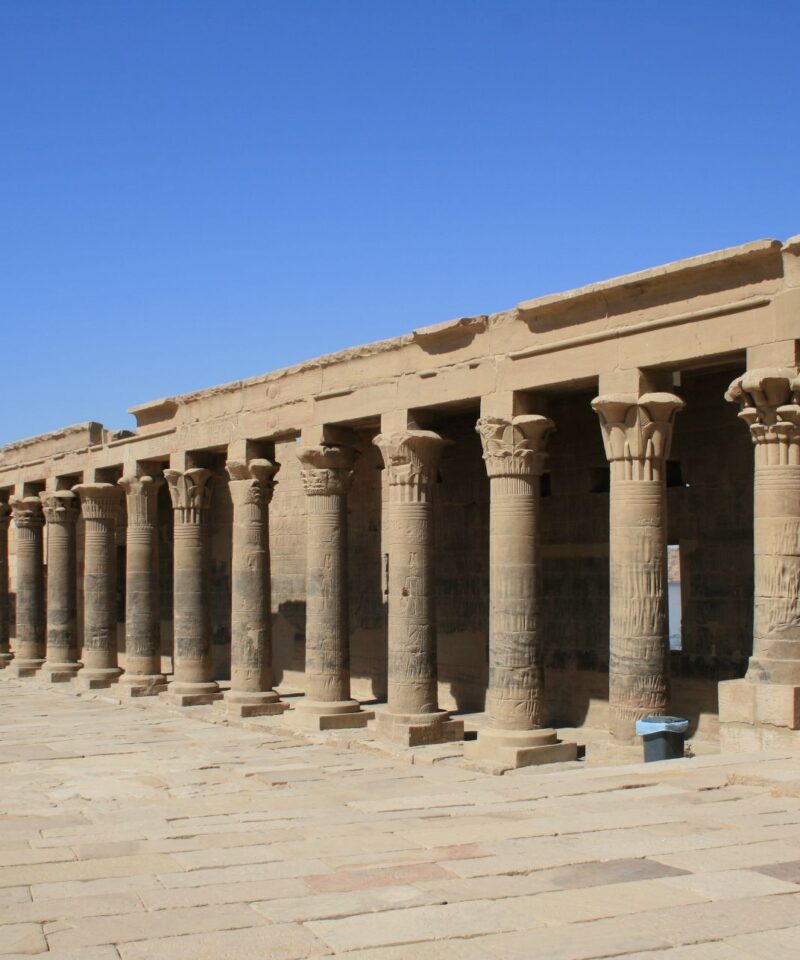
[540, 473, 551, 497]
[668, 543, 682, 651]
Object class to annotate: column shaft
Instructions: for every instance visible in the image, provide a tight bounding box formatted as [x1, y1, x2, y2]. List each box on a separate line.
[10, 498, 45, 675]
[0, 506, 11, 668]
[40, 492, 80, 681]
[74, 484, 123, 686]
[118, 476, 166, 695]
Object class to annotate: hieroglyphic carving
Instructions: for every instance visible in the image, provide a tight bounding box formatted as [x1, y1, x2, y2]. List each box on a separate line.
[0, 504, 10, 667]
[374, 431, 449, 719]
[726, 369, 800, 683]
[476, 416, 553, 731]
[74, 483, 123, 682]
[296, 445, 355, 705]
[9, 497, 45, 672]
[224, 458, 282, 704]
[118, 475, 164, 686]
[164, 468, 217, 693]
[592, 393, 683, 740]
[39, 491, 80, 677]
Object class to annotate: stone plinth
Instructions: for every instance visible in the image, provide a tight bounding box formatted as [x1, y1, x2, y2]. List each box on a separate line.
[217, 459, 287, 719]
[592, 393, 684, 743]
[10, 497, 46, 677]
[464, 416, 576, 768]
[374, 430, 464, 747]
[719, 369, 800, 744]
[0, 504, 11, 669]
[117, 475, 168, 697]
[73, 484, 124, 689]
[163, 468, 221, 706]
[40, 491, 81, 682]
[292, 444, 371, 731]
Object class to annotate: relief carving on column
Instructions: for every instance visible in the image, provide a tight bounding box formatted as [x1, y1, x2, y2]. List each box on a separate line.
[10, 496, 45, 528]
[297, 445, 355, 497]
[164, 468, 213, 522]
[373, 430, 450, 500]
[118, 475, 162, 525]
[591, 393, 684, 480]
[39, 491, 80, 526]
[476, 415, 554, 479]
[225, 458, 279, 506]
[725, 368, 800, 465]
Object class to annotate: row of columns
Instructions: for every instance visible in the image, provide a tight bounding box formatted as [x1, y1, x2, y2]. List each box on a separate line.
[1, 368, 798, 765]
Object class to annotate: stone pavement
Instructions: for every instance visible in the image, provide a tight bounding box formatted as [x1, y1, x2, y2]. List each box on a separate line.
[2, 681, 800, 959]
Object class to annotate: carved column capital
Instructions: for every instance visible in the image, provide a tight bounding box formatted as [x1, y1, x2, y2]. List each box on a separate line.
[118, 475, 163, 526]
[225, 458, 280, 507]
[476, 415, 554, 479]
[297, 445, 355, 497]
[164, 468, 213, 522]
[73, 483, 123, 521]
[373, 430, 449, 502]
[39, 491, 80, 526]
[591, 392, 684, 481]
[10, 496, 45, 528]
[726, 368, 800, 465]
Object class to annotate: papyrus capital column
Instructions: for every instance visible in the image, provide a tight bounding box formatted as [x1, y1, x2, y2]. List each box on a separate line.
[40, 491, 81, 681]
[164, 467, 221, 704]
[73, 483, 123, 687]
[373, 430, 463, 745]
[117, 475, 167, 696]
[9, 497, 45, 676]
[465, 416, 577, 767]
[0, 505, 12, 668]
[220, 458, 287, 717]
[725, 369, 800, 684]
[293, 444, 372, 729]
[592, 392, 684, 742]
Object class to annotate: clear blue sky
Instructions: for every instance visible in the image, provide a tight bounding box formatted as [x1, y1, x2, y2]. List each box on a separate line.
[2, 2, 799, 445]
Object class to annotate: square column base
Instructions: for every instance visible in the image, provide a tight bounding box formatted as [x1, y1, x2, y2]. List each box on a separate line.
[0, 653, 13, 669]
[42, 663, 82, 683]
[214, 695, 290, 719]
[464, 728, 578, 769]
[71, 670, 122, 692]
[584, 738, 645, 767]
[117, 677, 169, 698]
[10, 660, 45, 678]
[719, 678, 800, 751]
[291, 700, 375, 731]
[375, 710, 464, 747]
[161, 682, 223, 707]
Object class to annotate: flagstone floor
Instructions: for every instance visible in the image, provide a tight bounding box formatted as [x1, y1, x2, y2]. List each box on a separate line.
[1, 677, 800, 959]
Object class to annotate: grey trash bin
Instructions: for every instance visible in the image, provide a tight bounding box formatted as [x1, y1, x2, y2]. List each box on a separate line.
[635, 716, 689, 762]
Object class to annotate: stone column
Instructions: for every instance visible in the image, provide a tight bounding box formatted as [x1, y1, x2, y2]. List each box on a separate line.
[293, 445, 373, 730]
[117, 475, 167, 696]
[0, 504, 11, 669]
[592, 392, 684, 742]
[40, 491, 81, 681]
[373, 430, 463, 745]
[164, 468, 221, 705]
[719, 370, 800, 748]
[9, 497, 45, 676]
[219, 459, 287, 717]
[73, 483, 123, 688]
[464, 417, 577, 768]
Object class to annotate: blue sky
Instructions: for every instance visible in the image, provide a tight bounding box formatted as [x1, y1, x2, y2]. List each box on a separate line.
[1, 1, 799, 445]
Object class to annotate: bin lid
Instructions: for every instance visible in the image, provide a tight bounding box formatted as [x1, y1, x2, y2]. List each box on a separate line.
[635, 716, 689, 735]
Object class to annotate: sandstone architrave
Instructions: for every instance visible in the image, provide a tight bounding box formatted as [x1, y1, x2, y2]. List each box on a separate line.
[719, 369, 800, 746]
[464, 416, 577, 767]
[73, 483, 124, 688]
[9, 497, 45, 677]
[294, 444, 374, 730]
[373, 430, 464, 746]
[219, 458, 288, 717]
[0, 504, 11, 669]
[39, 491, 81, 682]
[117, 475, 168, 696]
[163, 468, 222, 706]
[592, 392, 684, 742]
